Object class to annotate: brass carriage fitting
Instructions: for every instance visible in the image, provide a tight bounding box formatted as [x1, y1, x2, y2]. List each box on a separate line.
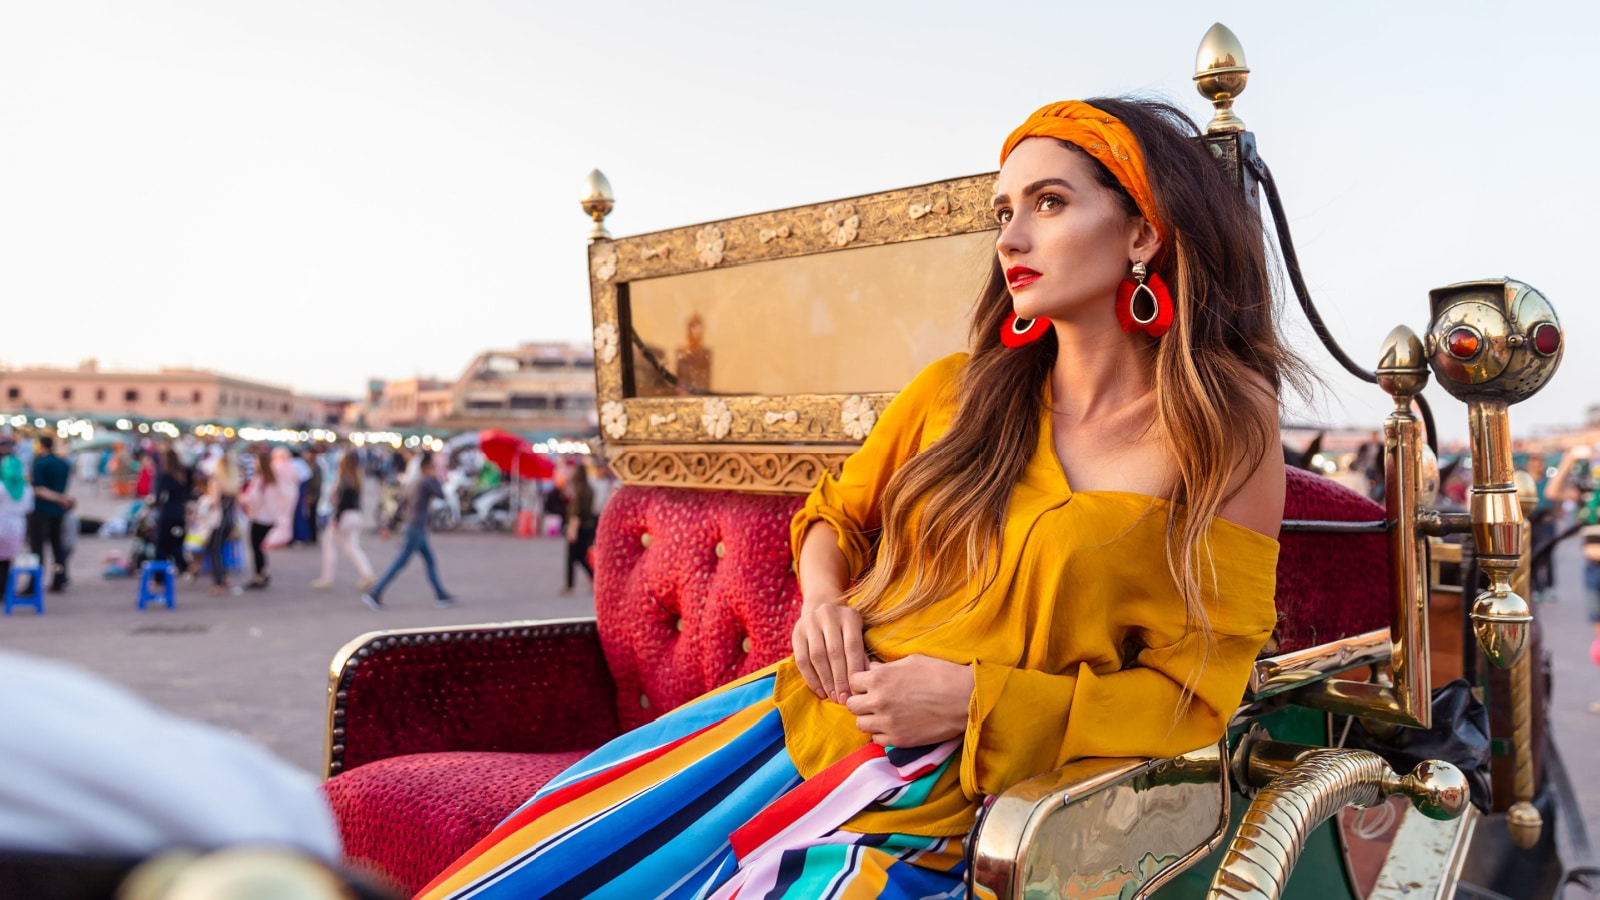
[1209, 748, 1468, 900]
[581, 169, 615, 241]
[1294, 326, 1433, 728]
[1508, 800, 1542, 850]
[1194, 23, 1250, 134]
[1424, 279, 1560, 669]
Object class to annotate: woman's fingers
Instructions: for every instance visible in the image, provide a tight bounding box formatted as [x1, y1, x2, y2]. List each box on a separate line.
[839, 623, 869, 687]
[792, 604, 869, 704]
[791, 631, 826, 699]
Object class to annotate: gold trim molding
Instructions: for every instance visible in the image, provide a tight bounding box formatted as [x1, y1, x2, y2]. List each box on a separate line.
[589, 172, 997, 447]
[610, 444, 852, 494]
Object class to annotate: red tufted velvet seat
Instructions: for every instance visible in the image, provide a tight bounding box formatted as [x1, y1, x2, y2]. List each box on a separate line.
[323, 469, 1389, 893]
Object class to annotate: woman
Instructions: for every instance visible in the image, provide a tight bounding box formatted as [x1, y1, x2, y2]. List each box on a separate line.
[312, 452, 375, 591]
[558, 462, 597, 596]
[150, 448, 191, 585]
[239, 447, 292, 589]
[204, 452, 242, 596]
[421, 98, 1296, 899]
[0, 438, 33, 593]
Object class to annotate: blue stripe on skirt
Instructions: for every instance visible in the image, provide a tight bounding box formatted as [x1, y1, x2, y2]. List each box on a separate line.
[445, 674, 973, 900]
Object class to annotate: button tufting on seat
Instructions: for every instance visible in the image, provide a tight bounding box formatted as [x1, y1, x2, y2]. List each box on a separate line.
[639, 694, 651, 709]
[740, 636, 752, 654]
[640, 533, 653, 547]
[674, 617, 685, 632]
[715, 541, 726, 559]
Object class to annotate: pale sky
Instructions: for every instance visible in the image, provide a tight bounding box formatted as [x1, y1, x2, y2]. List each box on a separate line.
[0, 1, 1592, 442]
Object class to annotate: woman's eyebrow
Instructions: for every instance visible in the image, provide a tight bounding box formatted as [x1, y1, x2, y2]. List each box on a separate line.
[991, 177, 1077, 208]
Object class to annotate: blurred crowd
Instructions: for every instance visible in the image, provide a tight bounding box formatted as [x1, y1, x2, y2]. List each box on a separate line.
[0, 428, 617, 607]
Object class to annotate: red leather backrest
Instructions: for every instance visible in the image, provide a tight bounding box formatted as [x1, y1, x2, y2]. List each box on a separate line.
[593, 469, 1391, 722]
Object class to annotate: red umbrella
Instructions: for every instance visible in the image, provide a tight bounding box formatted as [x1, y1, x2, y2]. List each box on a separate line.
[478, 430, 554, 479]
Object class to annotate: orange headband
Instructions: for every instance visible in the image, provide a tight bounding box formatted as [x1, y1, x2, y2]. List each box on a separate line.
[999, 100, 1165, 241]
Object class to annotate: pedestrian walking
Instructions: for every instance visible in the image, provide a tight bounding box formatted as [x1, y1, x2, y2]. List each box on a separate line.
[1524, 453, 1558, 603]
[204, 452, 242, 596]
[0, 436, 34, 592]
[292, 448, 320, 546]
[312, 452, 375, 591]
[559, 461, 597, 596]
[1546, 445, 1600, 679]
[362, 451, 454, 610]
[27, 435, 74, 592]
[150, 448, 191, 585]
[239, 447, 294, 589]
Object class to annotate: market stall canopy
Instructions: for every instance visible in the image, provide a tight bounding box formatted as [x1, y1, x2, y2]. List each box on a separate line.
[478, 429, 554, 479]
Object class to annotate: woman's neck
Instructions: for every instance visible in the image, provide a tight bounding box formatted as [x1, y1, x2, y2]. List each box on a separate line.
[1048, 317, 1154, 424]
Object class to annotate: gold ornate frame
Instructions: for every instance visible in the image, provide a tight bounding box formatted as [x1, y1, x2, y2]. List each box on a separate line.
[588, 173, 997, 493]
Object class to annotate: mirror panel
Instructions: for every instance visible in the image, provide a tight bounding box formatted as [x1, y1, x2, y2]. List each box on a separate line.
[623, 231, 992, 398]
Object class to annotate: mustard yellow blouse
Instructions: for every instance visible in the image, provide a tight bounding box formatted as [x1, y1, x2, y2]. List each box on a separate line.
[777, 352, 1280, 837]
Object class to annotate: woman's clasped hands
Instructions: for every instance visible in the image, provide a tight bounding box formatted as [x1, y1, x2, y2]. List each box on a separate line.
[792, 598, 974, 748]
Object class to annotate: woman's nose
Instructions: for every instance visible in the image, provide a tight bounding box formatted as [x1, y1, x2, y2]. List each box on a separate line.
[996, 218, 1029, 259]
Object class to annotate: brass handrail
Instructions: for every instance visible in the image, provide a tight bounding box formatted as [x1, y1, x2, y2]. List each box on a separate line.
[1208, 748, 1468, 900]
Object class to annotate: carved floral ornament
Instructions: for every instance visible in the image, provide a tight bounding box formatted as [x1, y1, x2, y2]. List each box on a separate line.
[695, 225, 726, 267]
[639, 244, 672, 261]
[758, 224, 792, 244]
[908, 195, 951, 220]
[600, 401, 629, 439]
[841, 395, 876, 439]
[763, 409, 799, 426]
[590, 244, 618, 282]
[592, 323, 619, 364]
[819, 203, 860, 247]
[701, 397, 732, 440]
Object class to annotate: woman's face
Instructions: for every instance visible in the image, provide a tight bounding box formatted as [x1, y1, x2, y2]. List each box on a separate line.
[993, 138, 1151, 324]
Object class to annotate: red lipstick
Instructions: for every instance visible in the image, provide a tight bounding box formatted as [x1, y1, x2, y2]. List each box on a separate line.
[1006, 266, 1041, 289]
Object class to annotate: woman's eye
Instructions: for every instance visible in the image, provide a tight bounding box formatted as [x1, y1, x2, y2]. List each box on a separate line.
[995, 208, 1012, 224]
[1037, 194, 1064, 212]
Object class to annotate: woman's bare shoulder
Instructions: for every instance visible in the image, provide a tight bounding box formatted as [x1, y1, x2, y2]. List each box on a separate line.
[1217, 372, 1285, 539]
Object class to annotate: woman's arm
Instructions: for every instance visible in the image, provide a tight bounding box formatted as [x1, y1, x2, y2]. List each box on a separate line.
[788, 353, 967, 703]
[956, 622, 1270, 797]
[793, 523, 866, 704]
[1546, 445, 1588, 502]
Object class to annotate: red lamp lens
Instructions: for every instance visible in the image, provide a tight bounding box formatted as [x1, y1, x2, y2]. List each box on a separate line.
[1447, 328, 1481, 359]
[1532, 323, 1561, 356]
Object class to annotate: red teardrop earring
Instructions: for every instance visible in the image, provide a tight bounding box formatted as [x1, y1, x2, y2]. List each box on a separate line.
[1115, 261, 1174, 338]
[1000, 311, 1051, 348]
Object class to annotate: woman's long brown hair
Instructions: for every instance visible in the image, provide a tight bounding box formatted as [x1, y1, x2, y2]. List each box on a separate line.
[338, 451, 362, 493]
[848, 98, 1304, 686]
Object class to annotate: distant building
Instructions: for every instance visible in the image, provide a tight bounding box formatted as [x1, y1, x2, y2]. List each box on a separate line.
[363, 342, 597, 435]
[365, 377, 453, 429]
[0, 361, 327, 425]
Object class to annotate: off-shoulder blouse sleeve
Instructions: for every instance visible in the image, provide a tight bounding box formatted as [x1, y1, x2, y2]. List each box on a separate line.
[959, 533, 1279, 799]
[789, 352, 967, 582]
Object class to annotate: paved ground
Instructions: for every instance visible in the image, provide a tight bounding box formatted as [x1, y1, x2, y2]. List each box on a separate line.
[1542, 530, 1600, 856]
[0, 488, 594, 775]
[3, 488, 1597, 855]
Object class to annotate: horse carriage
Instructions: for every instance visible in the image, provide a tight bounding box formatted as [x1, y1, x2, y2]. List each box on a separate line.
[12, 22, 1555, 900]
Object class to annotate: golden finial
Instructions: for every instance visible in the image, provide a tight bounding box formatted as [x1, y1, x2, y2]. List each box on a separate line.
[1194, 23, 1250, 134]
[580, 169, 615, 242]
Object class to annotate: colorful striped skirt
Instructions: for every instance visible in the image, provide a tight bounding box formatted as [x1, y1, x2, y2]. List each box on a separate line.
[416, 673, 977, 900]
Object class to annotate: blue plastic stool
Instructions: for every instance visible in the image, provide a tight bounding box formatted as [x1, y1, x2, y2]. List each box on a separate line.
[138, 560, 177, 611]
[198, 540, 245, 576]
[3, 561, 44, 615]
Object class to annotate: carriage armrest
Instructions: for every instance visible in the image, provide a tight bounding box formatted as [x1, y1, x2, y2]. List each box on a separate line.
[324, 618, 620, 778]
[968, 744, 1228, 900]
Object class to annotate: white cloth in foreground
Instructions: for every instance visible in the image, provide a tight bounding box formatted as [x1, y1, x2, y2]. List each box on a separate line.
[0, 651, 340, 861]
